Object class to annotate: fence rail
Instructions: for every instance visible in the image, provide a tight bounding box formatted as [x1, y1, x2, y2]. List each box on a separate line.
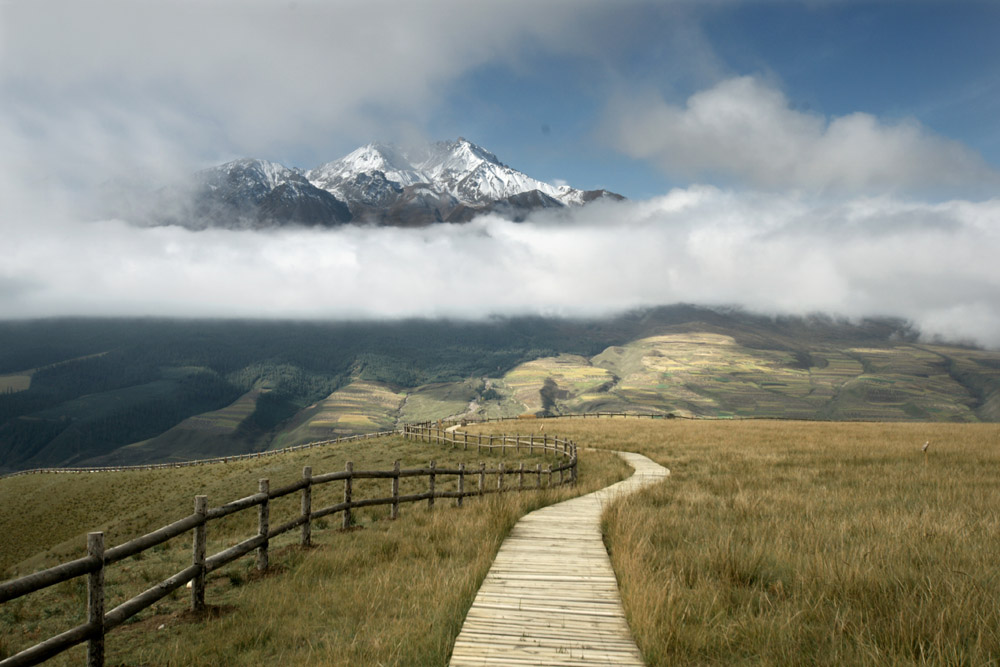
[0, 426, 576, 667]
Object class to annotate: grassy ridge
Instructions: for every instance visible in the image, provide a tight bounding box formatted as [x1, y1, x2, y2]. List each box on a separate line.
[467, 418, 1000, 666]
[0, 434, 628, 665]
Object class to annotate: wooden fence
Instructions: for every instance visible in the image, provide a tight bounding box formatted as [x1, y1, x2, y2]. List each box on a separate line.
[0, 428, 577, 667]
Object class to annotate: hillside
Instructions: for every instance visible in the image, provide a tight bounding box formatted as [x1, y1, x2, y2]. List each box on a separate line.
[1, 307, 998, 471]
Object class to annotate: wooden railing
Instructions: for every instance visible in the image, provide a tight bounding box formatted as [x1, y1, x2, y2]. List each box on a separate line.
[0, 427, 576, 667]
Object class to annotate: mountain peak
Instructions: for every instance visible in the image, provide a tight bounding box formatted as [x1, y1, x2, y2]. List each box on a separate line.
[172, 139, 622, 231]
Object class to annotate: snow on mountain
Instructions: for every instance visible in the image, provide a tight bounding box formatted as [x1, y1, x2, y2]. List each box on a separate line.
[148, 140, 622, 231]
[306, 138, 609, 214]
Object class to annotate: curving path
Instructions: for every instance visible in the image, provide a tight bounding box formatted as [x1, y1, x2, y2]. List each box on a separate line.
[449, 451, 669, 666]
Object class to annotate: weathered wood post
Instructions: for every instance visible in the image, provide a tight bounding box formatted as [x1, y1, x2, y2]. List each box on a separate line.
[192, 496, 207, 611]
[457, 463, 465, 507]
[478, 462, 486, 496]
[518, 462, 524, 490]
[343, 462, 353, 530]
[391, 460, 400, 520]
[257, 479, 269, 571]
[87, 531, 105, 667]
[301, 467, 312, 547]
[428, 460, 436, 508]
[547, 465, 553, 487]
[529, 435, 534, 455]
[497, 462, 505, 490]
[536, 463, 542, 488]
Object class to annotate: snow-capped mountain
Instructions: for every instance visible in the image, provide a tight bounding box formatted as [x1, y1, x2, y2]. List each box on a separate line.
[154, 139, 621, 230]
[308, 137, 615, 214]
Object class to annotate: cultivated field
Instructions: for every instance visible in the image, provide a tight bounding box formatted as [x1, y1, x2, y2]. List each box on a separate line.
[271, 380, 406, 448]
[467, 418, 1000, 665]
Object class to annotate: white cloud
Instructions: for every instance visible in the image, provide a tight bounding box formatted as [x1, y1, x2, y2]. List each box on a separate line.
[0, 0, 614, 188]
[608, 76, 1000, 196]
[1, 192, 998, 348]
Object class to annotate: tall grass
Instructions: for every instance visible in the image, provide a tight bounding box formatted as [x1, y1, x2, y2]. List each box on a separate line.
[0, 434, 628, 665]
[524, 418, 1000, 666]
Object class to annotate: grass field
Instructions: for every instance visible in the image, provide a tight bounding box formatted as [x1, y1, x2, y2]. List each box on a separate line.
[465, 418, 1000, 666]
[0, 432, 628, 665]
[4, 418, 999, 665]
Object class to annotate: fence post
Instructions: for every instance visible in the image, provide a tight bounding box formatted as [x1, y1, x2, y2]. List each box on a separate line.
[257, 479, 269, 571]
[87, 532, 104, 667]
[518, 463, 524, 490]
[457, 463, 465, 507]
[547, 465, 553, 487]
[391, 460, 400, 520]
[428, 460, 436, 508]
[301, 467, 312, 547]
[192, 496, 207, 611]
[536, 463, 542, 489]
[478, 462, 485, 496]
[497, 462, 505, 491]
[343, 462, 353, 530]
[529, 435, 534, 455]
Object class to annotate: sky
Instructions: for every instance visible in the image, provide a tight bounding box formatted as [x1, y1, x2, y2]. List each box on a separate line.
[1, 0, 999, 346]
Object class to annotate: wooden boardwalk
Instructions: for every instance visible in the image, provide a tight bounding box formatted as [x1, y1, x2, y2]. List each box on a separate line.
[450, 451, 669, 666]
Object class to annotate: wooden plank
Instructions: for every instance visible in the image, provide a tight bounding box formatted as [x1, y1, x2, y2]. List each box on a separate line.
[448, 451, 668, 666]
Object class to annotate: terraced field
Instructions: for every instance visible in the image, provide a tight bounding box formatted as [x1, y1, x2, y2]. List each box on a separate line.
[271, 380, 406, 447]
[449, 334, 1000, 423]
[502, 354, 618, 414]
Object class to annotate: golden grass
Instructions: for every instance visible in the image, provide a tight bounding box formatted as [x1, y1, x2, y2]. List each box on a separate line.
[0, 433, 629, 665]
[509, 418, 1000, 666]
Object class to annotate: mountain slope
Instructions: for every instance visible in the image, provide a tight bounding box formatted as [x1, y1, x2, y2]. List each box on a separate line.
[307, 138, 623, 225]
[143, 138, 622, 230]
[3, 308, 997, 471]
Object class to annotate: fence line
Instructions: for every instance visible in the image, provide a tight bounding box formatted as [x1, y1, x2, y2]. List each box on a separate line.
[0, 427, 576, 667]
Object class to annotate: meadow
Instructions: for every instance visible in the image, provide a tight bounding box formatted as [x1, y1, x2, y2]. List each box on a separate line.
[466, 418, 1000, 666]
[0, 432, 628, 665]
[3, 418, 999, 665]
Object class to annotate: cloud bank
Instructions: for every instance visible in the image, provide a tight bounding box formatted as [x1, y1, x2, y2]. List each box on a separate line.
[0, 0, 614, 190]
[608, 76, 1000, 196]
[2, 191, 998, 348]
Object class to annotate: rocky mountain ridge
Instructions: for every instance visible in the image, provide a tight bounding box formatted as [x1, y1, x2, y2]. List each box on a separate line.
[155, 138, 622, 229]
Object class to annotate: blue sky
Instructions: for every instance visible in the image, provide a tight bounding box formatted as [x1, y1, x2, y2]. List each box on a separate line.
[1, 0, 999, 345]
[417, 2, 1000, 199]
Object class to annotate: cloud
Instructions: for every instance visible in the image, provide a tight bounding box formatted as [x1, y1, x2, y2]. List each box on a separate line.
[607, 76, 1000, 196]
[1, 191, 998, 348]
[0, 0, 615, 187]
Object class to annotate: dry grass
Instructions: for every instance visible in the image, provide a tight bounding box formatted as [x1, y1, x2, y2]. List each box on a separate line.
[0, 432, 628, 665]
[523, 417, 1000, 666]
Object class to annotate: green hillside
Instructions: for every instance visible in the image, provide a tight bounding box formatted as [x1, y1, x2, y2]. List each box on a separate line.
[1, 308, 998, 471]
